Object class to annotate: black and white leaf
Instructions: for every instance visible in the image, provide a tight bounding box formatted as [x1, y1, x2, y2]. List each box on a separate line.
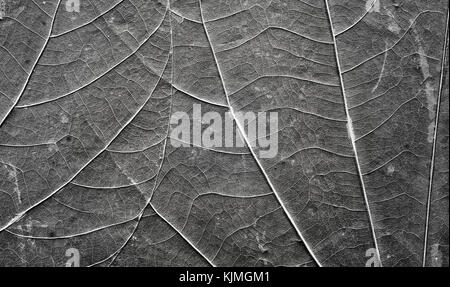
[0, 0, 448, 267]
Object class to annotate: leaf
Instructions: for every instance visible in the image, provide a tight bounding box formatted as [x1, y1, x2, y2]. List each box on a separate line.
[0, 0, 447, 267]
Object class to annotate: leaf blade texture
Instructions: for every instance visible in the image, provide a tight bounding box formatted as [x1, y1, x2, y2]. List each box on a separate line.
[0, 0, 448, 267]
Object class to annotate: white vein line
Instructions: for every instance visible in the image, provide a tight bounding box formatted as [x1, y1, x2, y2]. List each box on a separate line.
[31, 0, 52, 18]
[355, 97, 417, 142]
[218, 25, 333, 54]
[170, 9, 201, 23]
[15, 11, 168, 109]
[50, 0, 125, 38]
[153, 40, 216, 269]
[324, 0, 382, 267]
[171, 137, 250, 155]
[422, 10, 449, 267]
[105, 7, 215, 267]
[173, 84, 228, 107]
[0, 45, 28, 74]
[5, 218, 133, 240]
[3, 17, 46, 40]
[371, 41, 388, 93]
[151, 203, 215, 266]
[228, 75, 339, 97]
[205, 4, 267, 23]
[334, 0, 376, 36]
[151, 8, 214, 265]
[342, 10, 443, 74]
[0, 17, 171, 234]
[199, 0, 321, 267]
[0, 0, 62, 128]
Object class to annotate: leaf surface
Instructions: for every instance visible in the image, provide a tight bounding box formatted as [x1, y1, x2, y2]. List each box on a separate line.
[0, 0, 448, 267]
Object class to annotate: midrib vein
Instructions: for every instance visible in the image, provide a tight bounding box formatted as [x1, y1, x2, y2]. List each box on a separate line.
[423, 10, 449, 267]
[324, 0, 382, 266]
[199, 0, 322, 267]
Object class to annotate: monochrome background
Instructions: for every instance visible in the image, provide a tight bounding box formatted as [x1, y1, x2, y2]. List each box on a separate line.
[0, 0, 448, 267]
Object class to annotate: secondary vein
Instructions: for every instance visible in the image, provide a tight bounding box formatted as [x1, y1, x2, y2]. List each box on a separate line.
[0, 0, 62, 127]
[198, 0, 322, 267]
[324, 0, 382, 267]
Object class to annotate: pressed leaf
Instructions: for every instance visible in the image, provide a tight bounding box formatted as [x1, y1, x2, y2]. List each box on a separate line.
[0, 0, 448, 267]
